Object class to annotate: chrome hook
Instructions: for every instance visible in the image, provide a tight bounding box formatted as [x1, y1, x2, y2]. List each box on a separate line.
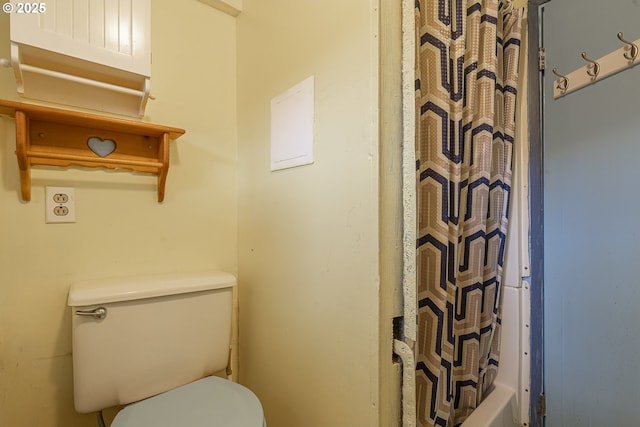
[617, 32, 638, 61]
[552, 68, 569, 92]
[581, 52, 600, 79]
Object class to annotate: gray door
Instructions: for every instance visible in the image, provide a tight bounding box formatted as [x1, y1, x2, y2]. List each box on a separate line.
[542, 1, 640, 425]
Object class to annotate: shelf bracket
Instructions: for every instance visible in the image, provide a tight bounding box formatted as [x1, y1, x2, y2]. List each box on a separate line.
[14, 110, 31, 201]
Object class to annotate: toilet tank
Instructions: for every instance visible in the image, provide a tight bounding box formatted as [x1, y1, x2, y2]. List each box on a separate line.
[67, 271, 236, 414]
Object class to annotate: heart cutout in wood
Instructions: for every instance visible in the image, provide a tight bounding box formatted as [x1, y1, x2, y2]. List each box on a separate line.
[87, 136, 116, 157]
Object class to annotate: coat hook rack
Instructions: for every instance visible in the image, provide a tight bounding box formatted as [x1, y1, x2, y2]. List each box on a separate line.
[553, 32, 640, 99]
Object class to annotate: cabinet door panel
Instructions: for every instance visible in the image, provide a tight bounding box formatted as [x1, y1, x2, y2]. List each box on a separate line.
[10, 0, 150, 76]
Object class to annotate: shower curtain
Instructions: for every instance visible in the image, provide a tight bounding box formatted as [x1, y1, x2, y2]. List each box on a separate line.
[413, 1, 522, 426]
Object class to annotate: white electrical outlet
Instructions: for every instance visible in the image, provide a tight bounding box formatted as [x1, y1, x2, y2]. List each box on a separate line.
[45, 187, 76, 223]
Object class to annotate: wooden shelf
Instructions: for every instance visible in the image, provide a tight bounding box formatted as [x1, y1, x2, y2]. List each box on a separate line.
[0, 100, 185, 202]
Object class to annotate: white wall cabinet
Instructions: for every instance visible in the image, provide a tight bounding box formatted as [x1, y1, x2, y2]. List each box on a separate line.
[9, 0, 151, 116]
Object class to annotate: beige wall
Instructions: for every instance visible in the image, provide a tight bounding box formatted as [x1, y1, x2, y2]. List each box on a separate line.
[0, 1, 398, 426]
[236, 1, 382, 426]
[0, 2, 237, 426]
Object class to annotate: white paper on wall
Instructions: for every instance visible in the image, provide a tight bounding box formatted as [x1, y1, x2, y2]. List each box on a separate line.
[270, 76, 314, 171]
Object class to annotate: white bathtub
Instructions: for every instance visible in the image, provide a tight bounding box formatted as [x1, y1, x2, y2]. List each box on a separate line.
[460, 382, 520, 427]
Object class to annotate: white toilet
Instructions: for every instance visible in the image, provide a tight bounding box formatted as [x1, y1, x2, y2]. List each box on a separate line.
[67, 271, 265, 427]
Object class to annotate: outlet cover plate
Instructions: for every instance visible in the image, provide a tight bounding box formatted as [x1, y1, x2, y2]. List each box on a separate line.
[45, 186, 76, 223]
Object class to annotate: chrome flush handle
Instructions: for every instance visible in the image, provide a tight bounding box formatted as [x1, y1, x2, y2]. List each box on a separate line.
[75, 307, 107, 320]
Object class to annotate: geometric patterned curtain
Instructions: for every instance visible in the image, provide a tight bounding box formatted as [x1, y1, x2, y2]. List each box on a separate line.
[414, 1, 522, 425]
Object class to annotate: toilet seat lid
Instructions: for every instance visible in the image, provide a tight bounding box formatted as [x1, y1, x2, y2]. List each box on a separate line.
[111, 376, 264, 427]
